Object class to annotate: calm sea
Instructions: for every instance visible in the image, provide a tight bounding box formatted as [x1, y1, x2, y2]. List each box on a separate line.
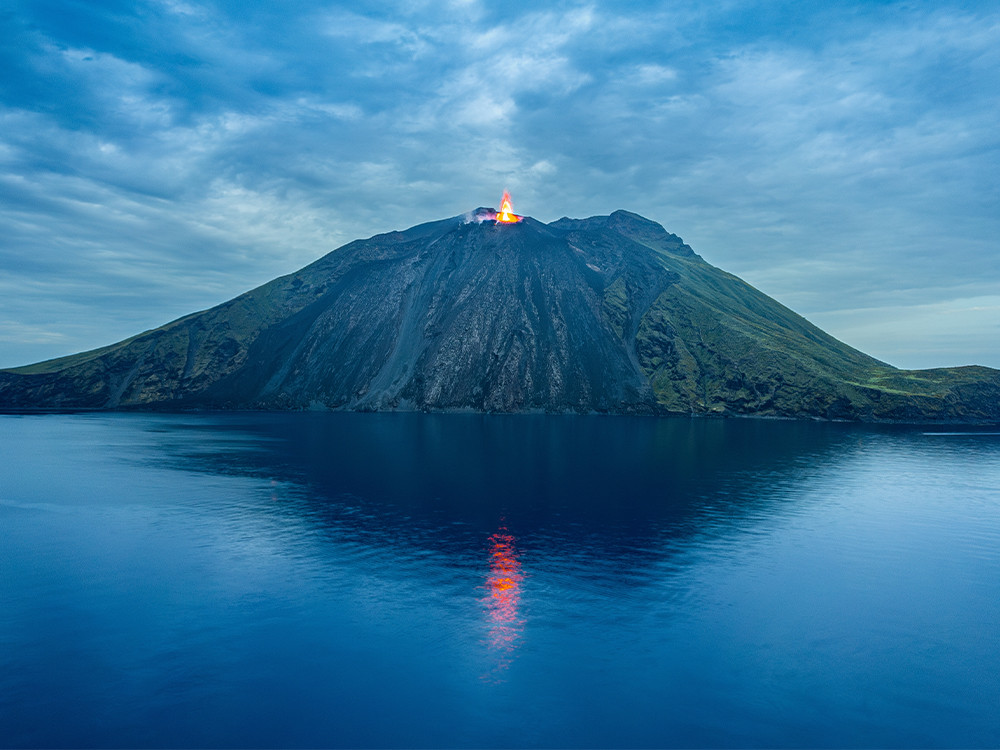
[1, 413, 999, 748]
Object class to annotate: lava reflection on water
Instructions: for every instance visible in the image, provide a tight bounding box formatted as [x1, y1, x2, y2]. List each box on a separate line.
[483, 524, 524, 675]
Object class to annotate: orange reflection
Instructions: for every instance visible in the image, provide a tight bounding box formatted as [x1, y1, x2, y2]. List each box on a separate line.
[483, 523, 524, 677]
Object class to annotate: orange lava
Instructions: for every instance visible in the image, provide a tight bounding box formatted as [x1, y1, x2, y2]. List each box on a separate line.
[495, 190, 522, 223]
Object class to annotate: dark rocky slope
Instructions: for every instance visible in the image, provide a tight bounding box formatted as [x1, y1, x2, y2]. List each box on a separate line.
[2, 208, 998, 422]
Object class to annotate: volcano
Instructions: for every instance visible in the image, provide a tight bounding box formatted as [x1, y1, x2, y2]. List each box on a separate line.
[2, 208, 998, 422]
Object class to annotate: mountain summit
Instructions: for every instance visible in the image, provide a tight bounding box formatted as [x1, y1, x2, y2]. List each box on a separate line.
[2, 209, 997, 422]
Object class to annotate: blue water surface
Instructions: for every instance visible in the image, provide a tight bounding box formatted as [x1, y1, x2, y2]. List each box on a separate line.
[1, 413, 999, 748]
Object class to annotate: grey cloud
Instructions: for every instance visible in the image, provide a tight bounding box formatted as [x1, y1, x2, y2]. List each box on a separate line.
[1, 0, 998, 370]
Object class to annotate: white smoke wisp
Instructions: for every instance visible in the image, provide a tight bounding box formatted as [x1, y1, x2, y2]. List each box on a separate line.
[462, 208, 498, 224]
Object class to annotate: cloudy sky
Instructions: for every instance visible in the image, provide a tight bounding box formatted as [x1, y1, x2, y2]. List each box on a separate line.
[2, 0, 998, 370]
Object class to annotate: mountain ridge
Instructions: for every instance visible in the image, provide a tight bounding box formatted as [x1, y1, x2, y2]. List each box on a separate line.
[2, 209, 998, 423]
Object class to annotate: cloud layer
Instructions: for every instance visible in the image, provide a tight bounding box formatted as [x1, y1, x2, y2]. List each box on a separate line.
[2, 0, 998, 369]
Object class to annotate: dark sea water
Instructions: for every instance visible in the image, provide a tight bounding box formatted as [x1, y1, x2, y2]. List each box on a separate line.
[2, 413, 999, 748]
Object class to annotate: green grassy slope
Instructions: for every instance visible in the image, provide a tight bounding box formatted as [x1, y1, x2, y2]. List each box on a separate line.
[610, 214, 999, 421]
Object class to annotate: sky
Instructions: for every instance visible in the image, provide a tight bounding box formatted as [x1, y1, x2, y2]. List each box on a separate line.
[1, 0, 998, 370]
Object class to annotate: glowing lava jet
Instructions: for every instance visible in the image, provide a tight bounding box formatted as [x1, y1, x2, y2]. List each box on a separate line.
[495, 190, 523, 223]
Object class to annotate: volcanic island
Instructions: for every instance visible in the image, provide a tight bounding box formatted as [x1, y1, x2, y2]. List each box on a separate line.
[1, 198, 997, 423]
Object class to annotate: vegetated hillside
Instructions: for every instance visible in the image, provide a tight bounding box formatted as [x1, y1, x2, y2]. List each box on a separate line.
[2, 208, 998, 422]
